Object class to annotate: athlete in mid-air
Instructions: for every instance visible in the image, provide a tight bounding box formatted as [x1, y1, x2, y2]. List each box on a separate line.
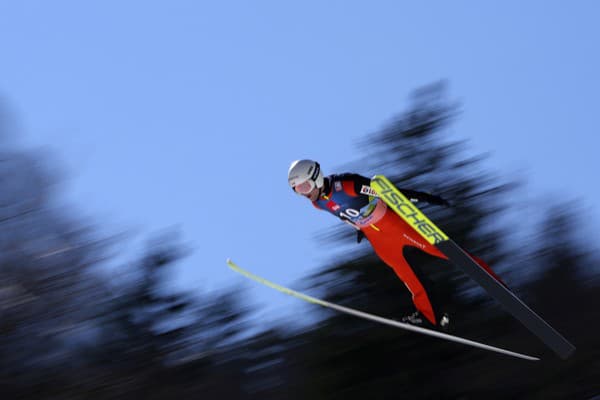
[288, 159, 504, 329]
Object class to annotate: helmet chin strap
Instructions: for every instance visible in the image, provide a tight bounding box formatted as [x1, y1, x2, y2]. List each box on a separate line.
[319, 177, 330, 198]
[316, 186, 324, 199]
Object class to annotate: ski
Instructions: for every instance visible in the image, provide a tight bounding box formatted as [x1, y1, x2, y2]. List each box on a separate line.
[370, 174, 576, 359]
[226, 259, 540, 361]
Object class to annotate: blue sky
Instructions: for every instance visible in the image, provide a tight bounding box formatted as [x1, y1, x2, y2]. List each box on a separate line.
[1, 1, 598, 323]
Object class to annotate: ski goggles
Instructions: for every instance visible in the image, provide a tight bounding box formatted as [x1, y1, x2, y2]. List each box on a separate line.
[293, 179, 316, 195]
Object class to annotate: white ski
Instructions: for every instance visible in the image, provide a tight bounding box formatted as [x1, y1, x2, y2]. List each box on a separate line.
[226, 259, 540, 361]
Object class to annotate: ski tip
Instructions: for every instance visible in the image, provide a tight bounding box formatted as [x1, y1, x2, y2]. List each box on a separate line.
[226, 258, 237, 269]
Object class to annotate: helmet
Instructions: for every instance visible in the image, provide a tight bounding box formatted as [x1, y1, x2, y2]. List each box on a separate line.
[288, 159, 324, 195]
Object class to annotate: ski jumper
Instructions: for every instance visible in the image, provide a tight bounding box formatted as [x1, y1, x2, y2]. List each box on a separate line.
[313, 173, 501, 325]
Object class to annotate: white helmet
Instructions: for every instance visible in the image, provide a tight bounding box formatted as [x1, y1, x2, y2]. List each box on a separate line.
[288, 159, 324, 195]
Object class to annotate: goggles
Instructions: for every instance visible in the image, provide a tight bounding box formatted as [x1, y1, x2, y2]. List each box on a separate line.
[293, 179, 316, 195]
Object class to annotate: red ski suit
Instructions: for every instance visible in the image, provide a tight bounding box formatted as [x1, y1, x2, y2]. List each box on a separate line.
[312, 174, 501, 326]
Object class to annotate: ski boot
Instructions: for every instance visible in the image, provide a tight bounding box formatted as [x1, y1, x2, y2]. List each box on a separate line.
[439, 313, 451, 332]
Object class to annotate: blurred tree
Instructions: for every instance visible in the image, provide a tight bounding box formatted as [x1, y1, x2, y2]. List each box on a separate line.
[264, 83, 600, 399]
[0, 148, 113, 397]
[0, 109, 254, 399]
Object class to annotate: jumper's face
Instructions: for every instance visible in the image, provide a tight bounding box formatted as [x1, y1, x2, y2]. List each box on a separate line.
[304, 186, 321, 202]
[293, 179, 321, 202]
[294, 183, 321, 202]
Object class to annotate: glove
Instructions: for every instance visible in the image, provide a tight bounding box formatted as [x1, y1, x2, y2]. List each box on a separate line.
[357, 230, 365, 243]
[428, 194, 451, 207]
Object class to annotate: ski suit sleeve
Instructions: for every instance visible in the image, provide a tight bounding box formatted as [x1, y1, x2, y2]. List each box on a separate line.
[336, 173, 373, 196]
[397, 188, 450, 206]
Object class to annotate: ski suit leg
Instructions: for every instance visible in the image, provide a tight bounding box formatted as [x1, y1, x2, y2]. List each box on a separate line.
[380, 245, 437, 325]
[381, 218, 507, 287]
[363, 208, 504, 325]
[363, 212, 440, 325]
[465, 252, 507, 287]
[418, 240, 507, 287]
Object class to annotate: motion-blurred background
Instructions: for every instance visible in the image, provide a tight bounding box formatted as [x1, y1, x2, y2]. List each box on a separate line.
[1, 2, 599, 399]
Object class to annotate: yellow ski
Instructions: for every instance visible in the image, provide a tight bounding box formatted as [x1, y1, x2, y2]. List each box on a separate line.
[370, 174, 575, 359]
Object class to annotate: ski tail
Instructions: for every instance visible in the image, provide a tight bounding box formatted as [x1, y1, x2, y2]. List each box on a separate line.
[226, 259, 540, 361]
[437, 240, 576, 359]
[370, 174, 576, 359]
